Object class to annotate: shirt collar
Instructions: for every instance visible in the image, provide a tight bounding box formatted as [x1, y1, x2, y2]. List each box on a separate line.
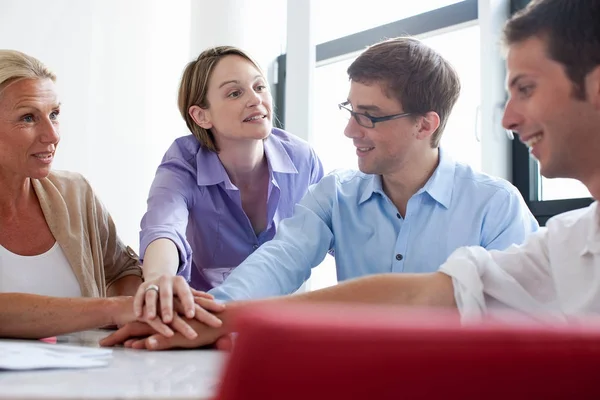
[358, 148, 455, 208]
[195, 132, 298, 188]
[358, 174, 385, 205]
[195, 148, 233, 188]
[417, 148, 455, 209]
[264, 132, 299, 175]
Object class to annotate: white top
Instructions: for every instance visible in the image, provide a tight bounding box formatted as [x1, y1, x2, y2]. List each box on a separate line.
[0, 242, 82, 297]
[440, 201, 600, 322]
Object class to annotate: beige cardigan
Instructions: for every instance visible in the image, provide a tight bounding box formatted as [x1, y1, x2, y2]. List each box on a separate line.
[31, 171, 142, 297]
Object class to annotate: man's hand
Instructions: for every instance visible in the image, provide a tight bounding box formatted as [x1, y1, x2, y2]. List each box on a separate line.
[99, 317, 224, 350]
[108, 293, 225, 340]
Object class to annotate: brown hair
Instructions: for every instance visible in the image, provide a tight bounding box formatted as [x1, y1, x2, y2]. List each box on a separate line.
[178, 46, 266, 152]
[503, 0, 600, 100]
[347, 37, 460, 148]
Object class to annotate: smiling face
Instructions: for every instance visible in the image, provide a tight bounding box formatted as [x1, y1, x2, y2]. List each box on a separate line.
[191, 55, 272, 149]
[0, 78, 60, 181]
[343, 80, 430, 177]
[502, 36, 600, 181]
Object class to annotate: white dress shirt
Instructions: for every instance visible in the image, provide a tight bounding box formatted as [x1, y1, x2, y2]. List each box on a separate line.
[439, 202, 600, 322]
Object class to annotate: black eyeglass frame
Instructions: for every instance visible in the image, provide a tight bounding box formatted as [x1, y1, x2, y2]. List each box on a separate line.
[338, 101, 413, 128]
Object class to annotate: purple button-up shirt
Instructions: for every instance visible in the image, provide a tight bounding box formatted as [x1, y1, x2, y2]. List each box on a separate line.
[139, 128, 324, 291]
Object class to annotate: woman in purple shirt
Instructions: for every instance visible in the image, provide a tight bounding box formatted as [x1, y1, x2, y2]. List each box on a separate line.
[133, 46, 323, 333]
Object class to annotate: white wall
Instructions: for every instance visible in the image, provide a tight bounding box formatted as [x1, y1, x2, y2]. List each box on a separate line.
[0, 0, 286, 252]
[190, 0, 287, 72]
[479, 0, 512, 180]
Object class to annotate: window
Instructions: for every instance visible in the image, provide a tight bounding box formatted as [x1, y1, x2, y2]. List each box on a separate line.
[540, 178, 591, 201]
[306, 1, 480, 290]
[313, 0, 464, 44]
[313, 23, 481, 174]
[422, 24, 481, 170]
[313, 56, 357, 173]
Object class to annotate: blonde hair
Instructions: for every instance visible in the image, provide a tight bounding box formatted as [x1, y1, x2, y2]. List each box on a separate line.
[178, 46, 266, 153]
[0, 50, 56, 96]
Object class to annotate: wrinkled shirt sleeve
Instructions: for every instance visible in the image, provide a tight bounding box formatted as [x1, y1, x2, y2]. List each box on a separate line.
[310, 147, 325, 185]
[480, 185, 539, 251]
[209, 175, 338, 301]
[139, 155, 195, 280]
[439, 228, 558, 321]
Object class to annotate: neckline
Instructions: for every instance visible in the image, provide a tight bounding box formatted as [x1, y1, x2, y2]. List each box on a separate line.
[0, 241, 59, 258]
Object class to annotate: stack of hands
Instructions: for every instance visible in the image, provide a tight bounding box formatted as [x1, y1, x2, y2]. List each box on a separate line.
[100, 276, 231, 351]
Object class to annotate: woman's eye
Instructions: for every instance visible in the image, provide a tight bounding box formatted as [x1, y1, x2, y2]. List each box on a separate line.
[228, 90, 242, 98]
[256, 85, 267, 92]
[22, 114, 34, 123]
[50, 110, 60, 120]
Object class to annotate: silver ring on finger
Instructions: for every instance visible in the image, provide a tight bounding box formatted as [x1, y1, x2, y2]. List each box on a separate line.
[144, 284, 159, 294]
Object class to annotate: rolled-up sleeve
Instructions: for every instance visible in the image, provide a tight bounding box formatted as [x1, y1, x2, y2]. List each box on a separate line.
[140, 156, 195, 280]
[439, 228, 558, 322]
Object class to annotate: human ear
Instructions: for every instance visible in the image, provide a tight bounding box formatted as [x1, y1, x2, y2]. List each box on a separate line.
[585, 65, 600, 110]
[189, 105, 213, 129]
[416, 111, 441, 140]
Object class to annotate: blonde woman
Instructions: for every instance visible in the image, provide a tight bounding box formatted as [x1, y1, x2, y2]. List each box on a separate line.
[0, 50, 222, 339]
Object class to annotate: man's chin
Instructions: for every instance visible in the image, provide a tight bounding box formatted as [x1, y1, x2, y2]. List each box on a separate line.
[357, 161, 378, 175]
[538, 160, 572, 180]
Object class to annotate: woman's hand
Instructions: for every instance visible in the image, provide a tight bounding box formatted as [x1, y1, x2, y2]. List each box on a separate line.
[132, 276, 224, 339]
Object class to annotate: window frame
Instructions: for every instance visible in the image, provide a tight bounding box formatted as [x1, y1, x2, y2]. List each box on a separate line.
[276, 0, 592, 227]
[274, 0, 478, 129]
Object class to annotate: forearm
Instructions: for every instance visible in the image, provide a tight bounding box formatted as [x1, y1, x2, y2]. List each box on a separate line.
[217, 272, 457, 333]
[0, 294, 129, 339]
[99, 272, 458, 349]
[210, 217, 333, 301]
[291, 272, 456, 306]
[107, 275, 143, 297]
[142, 238, 180, 280]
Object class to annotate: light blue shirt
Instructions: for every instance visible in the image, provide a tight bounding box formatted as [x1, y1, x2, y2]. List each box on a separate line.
[209, 149, 538, 301]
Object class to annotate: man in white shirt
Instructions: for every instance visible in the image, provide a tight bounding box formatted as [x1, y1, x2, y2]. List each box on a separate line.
[100, 0, 600, 350]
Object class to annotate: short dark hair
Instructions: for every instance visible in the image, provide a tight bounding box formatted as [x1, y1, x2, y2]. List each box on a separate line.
[503, 0, 600, 100]
[347, 37, 461, 148]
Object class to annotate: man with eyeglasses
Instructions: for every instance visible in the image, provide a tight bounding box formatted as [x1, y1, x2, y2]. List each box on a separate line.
[102, 0, 600, 351]
[201, 36, 536, 304]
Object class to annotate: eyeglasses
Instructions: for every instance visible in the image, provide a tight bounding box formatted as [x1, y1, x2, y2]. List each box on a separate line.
[338, 101, 413, 128]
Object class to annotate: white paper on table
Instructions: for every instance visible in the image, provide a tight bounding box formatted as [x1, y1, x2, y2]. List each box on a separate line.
[0, 341, 113, 370]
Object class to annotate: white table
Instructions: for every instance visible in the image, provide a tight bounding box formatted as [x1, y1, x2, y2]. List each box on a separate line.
[0, 330, 226, 400]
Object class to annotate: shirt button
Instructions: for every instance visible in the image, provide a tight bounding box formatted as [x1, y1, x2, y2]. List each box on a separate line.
[126, 246, 137, 258]
[396, 213, 401, 219]
[395, 254, 403, 261]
